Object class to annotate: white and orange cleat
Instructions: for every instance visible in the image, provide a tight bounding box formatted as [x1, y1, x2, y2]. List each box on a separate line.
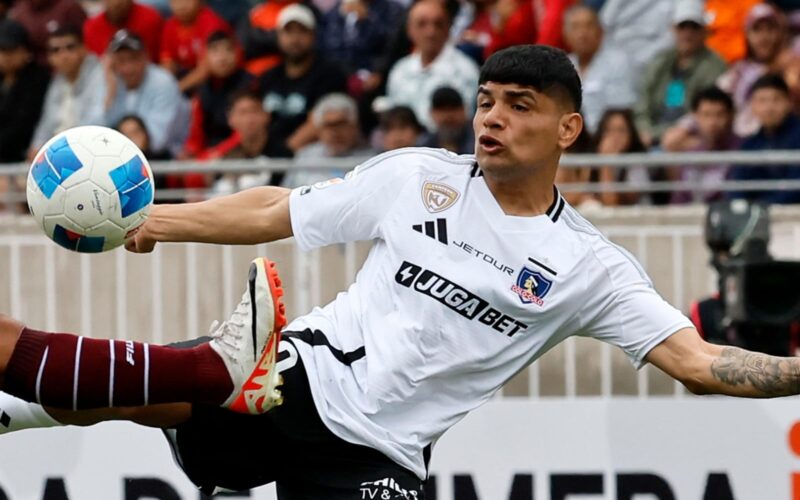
[210, 257, 287, 415]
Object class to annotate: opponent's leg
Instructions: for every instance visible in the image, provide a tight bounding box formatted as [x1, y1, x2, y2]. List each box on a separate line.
[0, 390, 190, 433]
[0, 257, 286, 415]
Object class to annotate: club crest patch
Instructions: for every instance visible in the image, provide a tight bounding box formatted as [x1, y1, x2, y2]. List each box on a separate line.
[511, 267, 552, 306]
[422, 181, 460, 213]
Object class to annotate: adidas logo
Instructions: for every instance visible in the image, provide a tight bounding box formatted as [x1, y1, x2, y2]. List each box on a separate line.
[412, 218, 448, 245]
[0, 410, 10, 428]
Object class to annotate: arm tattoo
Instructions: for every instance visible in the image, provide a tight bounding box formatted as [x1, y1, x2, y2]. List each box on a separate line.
[710, 347, 800, 397]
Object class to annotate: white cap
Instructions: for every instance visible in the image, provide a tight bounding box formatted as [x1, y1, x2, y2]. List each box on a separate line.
[673, 0, 706, 26]
[277, 4, 316, 30]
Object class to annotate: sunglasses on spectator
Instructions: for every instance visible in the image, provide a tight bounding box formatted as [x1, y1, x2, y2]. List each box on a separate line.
[48, 42, 79, 54]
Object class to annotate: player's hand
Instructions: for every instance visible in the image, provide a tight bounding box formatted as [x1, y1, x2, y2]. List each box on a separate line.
[125, 221, 157, 253]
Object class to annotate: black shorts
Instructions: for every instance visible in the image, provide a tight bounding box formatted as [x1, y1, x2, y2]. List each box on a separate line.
[166, 335, 426, 500]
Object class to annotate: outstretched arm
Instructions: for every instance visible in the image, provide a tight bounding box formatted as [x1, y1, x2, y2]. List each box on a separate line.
[126, 186, 292, 253]
[646, 328, 800, 397]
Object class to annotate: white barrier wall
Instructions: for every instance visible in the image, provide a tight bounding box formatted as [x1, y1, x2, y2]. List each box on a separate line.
[1, 399, 800, 499]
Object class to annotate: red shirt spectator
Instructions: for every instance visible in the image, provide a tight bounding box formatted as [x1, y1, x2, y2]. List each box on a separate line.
[10, 0, 86, 64]
[83, 0, 163, 61]
[484, 0, 574, 58]
[160, 3, 231, 73]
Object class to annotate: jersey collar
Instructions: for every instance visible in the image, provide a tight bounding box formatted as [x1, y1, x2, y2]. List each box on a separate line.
[470, 163, 566, 225]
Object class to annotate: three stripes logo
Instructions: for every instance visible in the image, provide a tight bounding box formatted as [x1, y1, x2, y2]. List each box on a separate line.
[412, 218, 448, 245]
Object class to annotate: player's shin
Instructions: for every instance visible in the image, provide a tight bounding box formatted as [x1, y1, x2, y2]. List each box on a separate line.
[1, 327, 232, 410]
[0, 391, 61, 434]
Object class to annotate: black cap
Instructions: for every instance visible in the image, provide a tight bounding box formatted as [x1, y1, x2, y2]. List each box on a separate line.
[431, 86, 464, 110]
[0, 19, 30, 50]
[108, 29, 144, 53]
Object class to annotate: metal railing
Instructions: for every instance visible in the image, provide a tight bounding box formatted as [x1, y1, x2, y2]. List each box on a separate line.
[2, 150, 800, 202]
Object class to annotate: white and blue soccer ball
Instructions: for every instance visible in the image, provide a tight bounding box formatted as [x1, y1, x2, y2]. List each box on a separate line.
[26, 125, 155, 253]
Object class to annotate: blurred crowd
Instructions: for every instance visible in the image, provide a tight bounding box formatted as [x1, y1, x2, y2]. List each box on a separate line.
[2, 0, 800, 207]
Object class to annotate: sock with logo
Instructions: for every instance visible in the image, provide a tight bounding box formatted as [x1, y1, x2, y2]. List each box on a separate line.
[3, 328, 232, 410]
[0, 391, 61, 434]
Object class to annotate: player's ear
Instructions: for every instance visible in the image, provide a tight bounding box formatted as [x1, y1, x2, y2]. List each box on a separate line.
[557, 112, 583, 151]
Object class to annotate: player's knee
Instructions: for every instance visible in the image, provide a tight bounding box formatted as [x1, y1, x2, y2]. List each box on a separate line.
[0, 314, 25, 347]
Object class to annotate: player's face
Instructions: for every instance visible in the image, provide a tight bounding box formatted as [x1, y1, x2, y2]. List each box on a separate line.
[474, 82, 581, 177]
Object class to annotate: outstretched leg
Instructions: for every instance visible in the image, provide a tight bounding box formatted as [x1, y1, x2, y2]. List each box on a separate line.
[0, 257, 286, 415]
[0, 390, 190, 434]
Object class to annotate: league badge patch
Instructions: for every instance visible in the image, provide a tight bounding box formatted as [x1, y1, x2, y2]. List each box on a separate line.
[422, 181, 460, 213]
[511, 267, 552, 306]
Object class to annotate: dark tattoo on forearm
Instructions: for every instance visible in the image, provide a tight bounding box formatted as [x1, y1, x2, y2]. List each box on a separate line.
[710, 347, 800, 396]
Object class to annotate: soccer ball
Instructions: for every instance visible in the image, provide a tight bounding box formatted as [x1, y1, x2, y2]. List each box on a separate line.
[26, 125, 154, 253]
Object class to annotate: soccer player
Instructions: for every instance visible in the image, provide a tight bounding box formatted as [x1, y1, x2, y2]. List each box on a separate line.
[2, 45, 800, 499]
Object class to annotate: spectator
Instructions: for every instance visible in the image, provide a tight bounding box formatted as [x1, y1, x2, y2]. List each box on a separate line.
[599, 0, 674, 75]
[183, 30, 253, 158]
[255, 4, 348, 157]
[555, 122, 593, 207]
[563, 4, 635, 133]
[238, 0, 298, 77]
[206, 89, 275, 194]
[83, 0, 164, 62]
[422, 86, 474, 154]
[378, 105, 427, 151]
[105, 30, 189, 155]
[452, 0, 493, 64]
[729, 74, 800, 204]
[718, 3, 792, 138]
[0, 20, 50, 164]
[485, 0, 575, 58]
[386, 0, 479, 131]
[284, 93, 372, 187]
[319, 0, 403, 84]
[160, 0, 231, 93]
[9, 0, 86, 65]
[705, 0, 760, 64]
[115, 115, 180, 202]
[0, 0, 11, 20]
[593, 109, 651, 206]
[635, 0, 727, 147]
[662, 86, 741, 204]
[30, 26, 106, 157]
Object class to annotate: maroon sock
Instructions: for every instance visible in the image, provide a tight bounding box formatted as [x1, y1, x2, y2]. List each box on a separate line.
[3, 328, 233, 410]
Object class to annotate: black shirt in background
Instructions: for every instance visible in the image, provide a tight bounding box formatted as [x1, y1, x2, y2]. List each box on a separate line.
[0, 62, 50, 163]
[255, 57, 347, 158]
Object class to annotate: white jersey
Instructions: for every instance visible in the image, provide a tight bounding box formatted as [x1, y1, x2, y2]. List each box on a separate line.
[287, 148, 692, 479]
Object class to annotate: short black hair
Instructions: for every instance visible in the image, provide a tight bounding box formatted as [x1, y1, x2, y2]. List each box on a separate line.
[431, 86, 463, 110]
[748, 73, 790, 99]
[226, 88, 264, 113]
[380, 106, 425, 132]
[207, 29, 235, 46]
[691, 86, 734, 113]
[479, 44, 582, 112]
[48, 24, 84, 43]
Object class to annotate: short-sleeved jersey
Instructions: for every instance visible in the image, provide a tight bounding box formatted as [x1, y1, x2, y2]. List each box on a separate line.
[287, 148, 692, 479]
